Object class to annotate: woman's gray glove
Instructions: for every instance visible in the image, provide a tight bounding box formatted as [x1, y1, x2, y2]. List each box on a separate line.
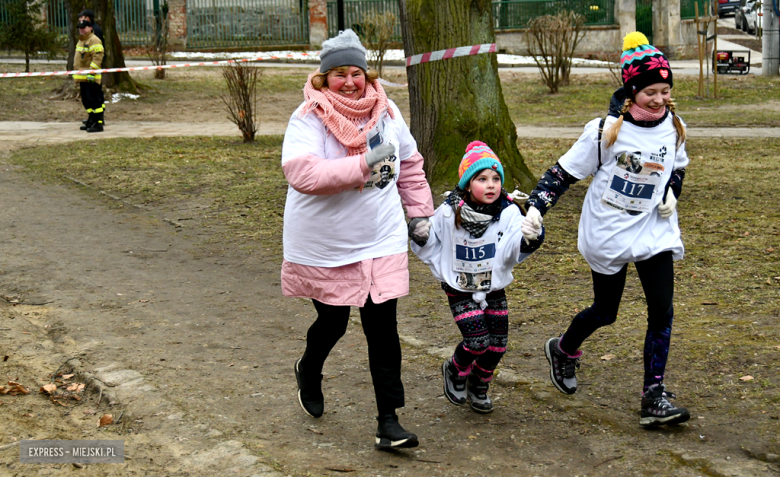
[408, 217, 431, 246]
[364, 143, 395, 168]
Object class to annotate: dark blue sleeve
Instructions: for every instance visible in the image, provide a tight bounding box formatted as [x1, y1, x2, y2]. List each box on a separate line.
[519, 225, 545, 255]
[524, 163, 580, 217]
[668, 168, 685, 199]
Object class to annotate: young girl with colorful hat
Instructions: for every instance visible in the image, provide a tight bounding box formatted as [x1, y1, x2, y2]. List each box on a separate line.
[412, 141, 545, 413]
[522, 32, 691, 426]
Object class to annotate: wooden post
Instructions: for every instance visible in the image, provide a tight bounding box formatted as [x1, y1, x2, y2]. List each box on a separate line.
[713, 3, 718, 98]
[696, 2, 703, 97]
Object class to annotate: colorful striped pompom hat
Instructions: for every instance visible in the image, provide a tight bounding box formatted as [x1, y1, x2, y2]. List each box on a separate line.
[620, 32, 673, 94]
[457, 141, 504, 190]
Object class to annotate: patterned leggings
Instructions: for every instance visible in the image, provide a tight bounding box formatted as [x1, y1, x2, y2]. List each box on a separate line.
[442, 283, 509, 383]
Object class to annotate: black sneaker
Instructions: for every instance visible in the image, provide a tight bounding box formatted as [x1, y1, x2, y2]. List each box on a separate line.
[442, 359, 467, 406]
[544, 336, 582, 395]
[466, 376, 493, 414]
[375, 413, 418, 449]
[294, 358, 324, 418]
[640, 383, 690, 427]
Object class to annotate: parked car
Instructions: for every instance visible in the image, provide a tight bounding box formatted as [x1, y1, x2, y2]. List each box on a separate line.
[735, 0, 761, 33]
[718, 0, 741, 16]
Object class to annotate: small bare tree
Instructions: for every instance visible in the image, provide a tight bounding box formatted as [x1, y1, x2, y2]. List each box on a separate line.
[525, 11, 586, 94]
[221, 62, 260, 143]
[147, 6, 170, 80]
[606, 53, 623, 88]
[357, 11, 397, 77]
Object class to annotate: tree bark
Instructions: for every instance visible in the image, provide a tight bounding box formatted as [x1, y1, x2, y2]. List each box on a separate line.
[93, 0, 139, 93]
[398, 0, 535, 192]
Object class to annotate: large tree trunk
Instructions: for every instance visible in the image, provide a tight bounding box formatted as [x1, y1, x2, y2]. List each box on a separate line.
[93, 0, 139, 93]
[398, 0, 535, 192]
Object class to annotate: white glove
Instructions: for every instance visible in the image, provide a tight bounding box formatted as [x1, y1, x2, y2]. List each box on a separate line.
[521, 206, 543, 241]
[658, 193, 677, 219]
[364, 143, 395, 168]
[408, 217, 431, 246]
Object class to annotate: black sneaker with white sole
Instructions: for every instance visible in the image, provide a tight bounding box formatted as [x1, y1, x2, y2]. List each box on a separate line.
[544, 336, 581, 395]
[375, 413, 418, 449]
[294, 358, 324, 418]
[466, 376, 493, 414]
[442, 359, 467, 406]
[640, 383, 690, 427]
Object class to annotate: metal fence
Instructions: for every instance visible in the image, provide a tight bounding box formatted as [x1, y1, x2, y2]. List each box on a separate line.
[680, 0, 710, 19]
[115, 0, 155, 45]
[326, 0, 402, 42]
[492, 0, 616, 29]
[636, 0, 652, 44]
[187, 0, 309, 48]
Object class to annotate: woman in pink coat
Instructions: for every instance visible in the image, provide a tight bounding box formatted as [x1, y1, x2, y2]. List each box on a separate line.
[281, 29, 434, 450]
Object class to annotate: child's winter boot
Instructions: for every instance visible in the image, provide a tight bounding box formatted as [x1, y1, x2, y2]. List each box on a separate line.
[466, 375, 493, 414]
[640, 383, 690, 427]
[442, 358, 467, 405]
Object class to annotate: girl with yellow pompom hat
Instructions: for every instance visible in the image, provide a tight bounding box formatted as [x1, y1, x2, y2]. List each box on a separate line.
[522, 32, 691, 427]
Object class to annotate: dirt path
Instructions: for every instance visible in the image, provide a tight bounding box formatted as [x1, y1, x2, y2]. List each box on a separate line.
[0, 130, 777, 476]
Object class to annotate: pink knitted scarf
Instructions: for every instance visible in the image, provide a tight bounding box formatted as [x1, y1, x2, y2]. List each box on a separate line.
[629, 103, 667, 121]
[300, 71, 395, 155]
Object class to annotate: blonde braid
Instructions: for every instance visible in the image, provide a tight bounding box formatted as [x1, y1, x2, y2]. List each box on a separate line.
[602, 98, 632, 148]
[668, 100, 687, 149]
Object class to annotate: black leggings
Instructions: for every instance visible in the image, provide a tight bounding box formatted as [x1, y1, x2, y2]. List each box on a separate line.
[299, 297, 404, 415]
[559, 251, 675, 391]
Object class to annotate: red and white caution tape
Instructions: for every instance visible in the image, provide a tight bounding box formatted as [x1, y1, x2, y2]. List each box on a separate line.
[381, 43, 498, 87]
[2, 42, 497, 81]
[0, 53, 313, 79]
[376, 77, 407, 88]
[405, 43, 496, 67]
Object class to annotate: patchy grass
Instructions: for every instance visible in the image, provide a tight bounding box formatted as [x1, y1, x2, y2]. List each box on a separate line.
[9, 136, 286, 252]
[501, 72, 780, 127]
[6, 132, 780, 450]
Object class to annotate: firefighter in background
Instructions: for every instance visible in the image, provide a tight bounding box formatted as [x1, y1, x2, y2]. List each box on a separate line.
[74, 19, 104, 133]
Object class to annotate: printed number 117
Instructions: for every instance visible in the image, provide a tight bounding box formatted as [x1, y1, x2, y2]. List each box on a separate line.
[622, 182, 644, 196]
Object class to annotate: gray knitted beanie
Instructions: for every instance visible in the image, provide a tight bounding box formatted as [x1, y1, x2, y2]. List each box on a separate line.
[319, 29, 368, 73]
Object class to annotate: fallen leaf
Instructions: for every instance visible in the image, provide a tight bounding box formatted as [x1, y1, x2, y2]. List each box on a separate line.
[22, 332, 29, 334]
[325, 467, 357, 473]
[739, 375, 754, 382]
[743, 232, 750, 236]
[62, 374, 75, 380]
[40, 384, 57, 395]
[66, 383, 84, 392]
[766, 248, 775, 253]
[6, 382, 29, 395]
[600, 354, 616, 361]
[228, 363, 234, 367]
[307, 428, 323, 435]
[99, 414, 113, 427]
[22, 413, 34, 417]
[139, 299, 149, 303]
[774, 345, 780, 349]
